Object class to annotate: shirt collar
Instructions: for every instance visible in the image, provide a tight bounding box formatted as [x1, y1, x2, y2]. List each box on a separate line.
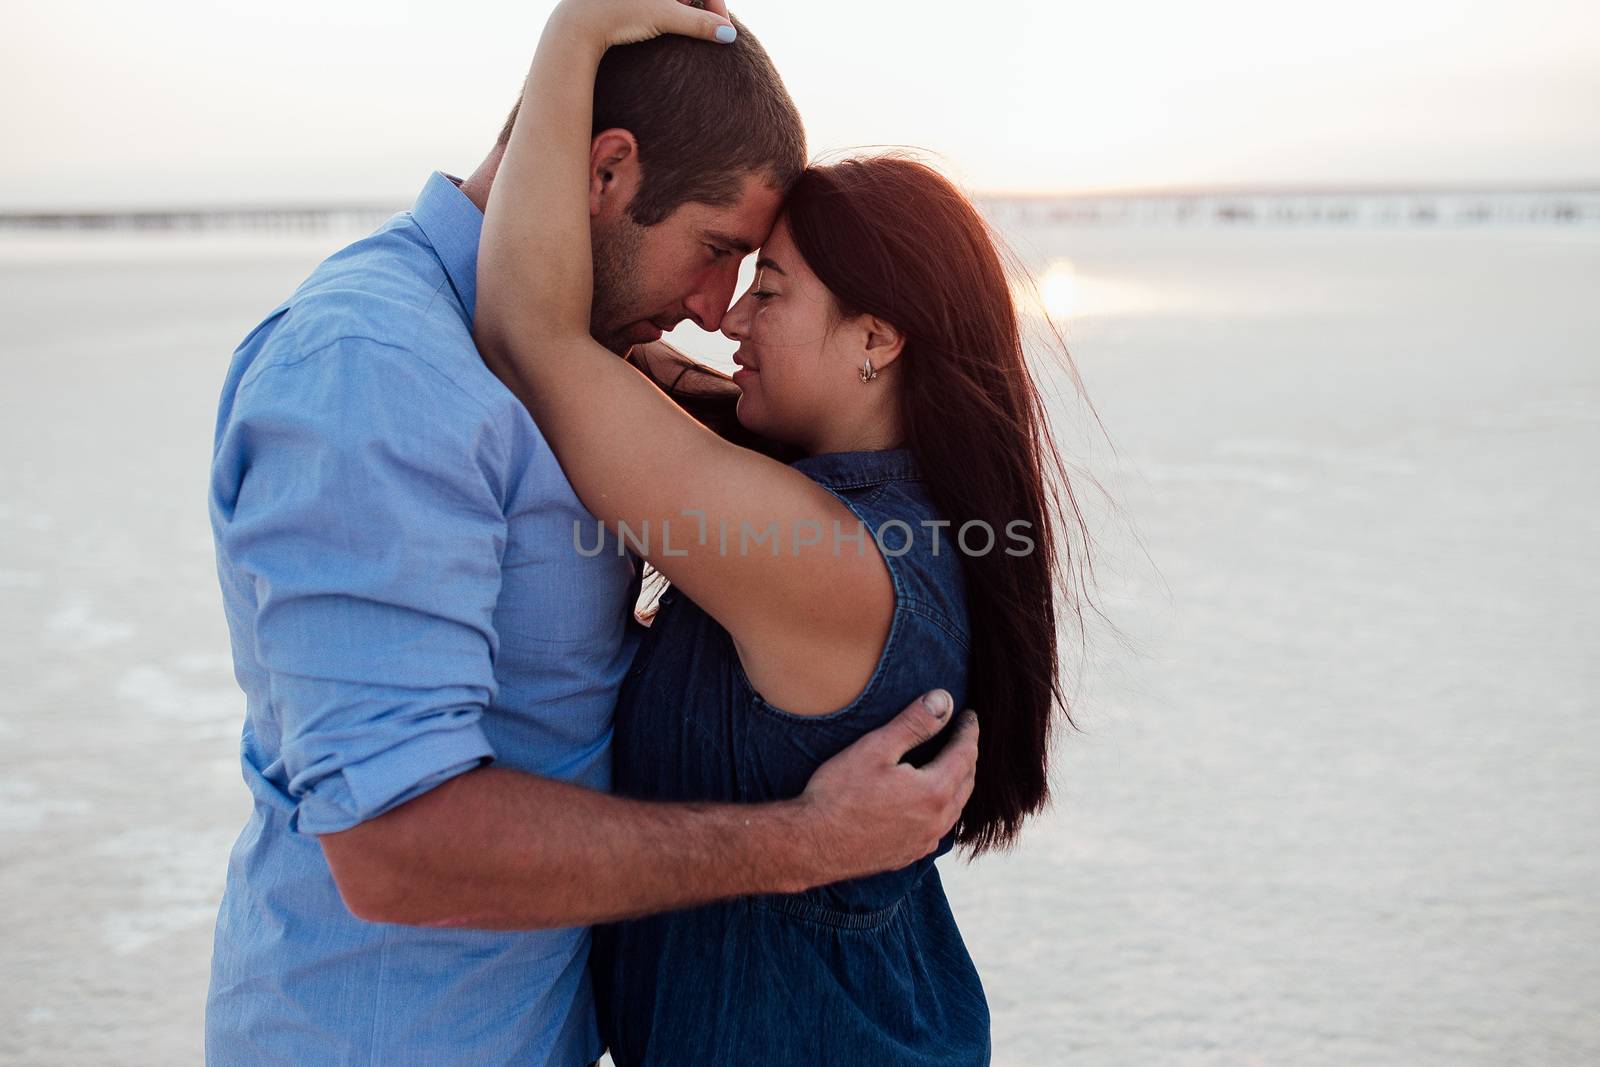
[790, 448, 922, 490]
[410, 171, 484, 320]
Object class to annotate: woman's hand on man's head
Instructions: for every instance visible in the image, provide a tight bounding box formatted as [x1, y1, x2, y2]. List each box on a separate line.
[551, 0, 737, 51]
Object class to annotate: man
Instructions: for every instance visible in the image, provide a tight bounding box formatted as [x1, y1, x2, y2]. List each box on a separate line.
[205, 18, 979, 1066]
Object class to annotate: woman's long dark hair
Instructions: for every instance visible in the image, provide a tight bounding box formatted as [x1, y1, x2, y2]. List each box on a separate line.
[783, 155, 1093, 854]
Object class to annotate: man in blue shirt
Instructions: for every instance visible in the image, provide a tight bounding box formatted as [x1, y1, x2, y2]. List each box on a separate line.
[205, 18, 978, 1067]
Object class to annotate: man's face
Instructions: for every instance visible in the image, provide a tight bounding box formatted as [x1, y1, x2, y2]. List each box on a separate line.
[590, 171, 785, 355]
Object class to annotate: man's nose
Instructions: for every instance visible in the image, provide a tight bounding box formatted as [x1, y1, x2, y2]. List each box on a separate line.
[684, 271, 740, 334]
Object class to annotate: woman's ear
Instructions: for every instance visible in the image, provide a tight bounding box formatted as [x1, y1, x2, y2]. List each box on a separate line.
[861, 314, 906, 371]
[589, 129, 641, 218]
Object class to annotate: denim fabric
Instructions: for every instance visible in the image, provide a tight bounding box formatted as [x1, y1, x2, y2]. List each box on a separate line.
[596, 448, 991, 1066]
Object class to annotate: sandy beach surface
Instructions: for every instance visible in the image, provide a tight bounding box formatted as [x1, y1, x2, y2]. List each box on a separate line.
[1, 217, 1596, 1065]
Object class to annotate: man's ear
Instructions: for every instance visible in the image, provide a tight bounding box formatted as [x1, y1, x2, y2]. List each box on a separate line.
[590, 128, 642, 219]
[861, 314, 906, 371]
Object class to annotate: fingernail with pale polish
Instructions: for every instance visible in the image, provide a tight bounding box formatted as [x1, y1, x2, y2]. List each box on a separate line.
[921, 689, 953, 719]
[715, 24, 737, 43]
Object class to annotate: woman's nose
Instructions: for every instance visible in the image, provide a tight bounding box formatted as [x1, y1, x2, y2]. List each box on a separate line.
[721, 292, 752, 341]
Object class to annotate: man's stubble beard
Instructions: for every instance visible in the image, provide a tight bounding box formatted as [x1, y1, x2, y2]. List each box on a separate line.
[590, 213, 647, 356]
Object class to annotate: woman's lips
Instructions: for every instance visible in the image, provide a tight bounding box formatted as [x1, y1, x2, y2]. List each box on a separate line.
[731, 366, 758, 386]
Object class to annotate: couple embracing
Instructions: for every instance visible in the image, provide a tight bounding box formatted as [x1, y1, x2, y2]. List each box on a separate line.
[206, 2, 1084, 1064]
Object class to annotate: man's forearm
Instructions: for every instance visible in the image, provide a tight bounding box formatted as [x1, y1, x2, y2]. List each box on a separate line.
[322, 766, 816, 929]
[322, 691, 979, 931]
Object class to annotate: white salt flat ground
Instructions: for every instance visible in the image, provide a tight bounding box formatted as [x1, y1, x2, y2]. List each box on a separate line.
[1, 219, 1595, 1065]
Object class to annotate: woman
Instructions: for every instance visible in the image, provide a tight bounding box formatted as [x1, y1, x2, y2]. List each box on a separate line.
[473, 2, 1089, 1063]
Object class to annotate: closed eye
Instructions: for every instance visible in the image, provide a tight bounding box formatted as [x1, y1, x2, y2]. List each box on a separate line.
[706, 244, 735, 260]
[751, 290, 776, 302]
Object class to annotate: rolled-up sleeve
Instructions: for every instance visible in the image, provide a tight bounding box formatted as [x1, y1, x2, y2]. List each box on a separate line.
[213, 333, 508, 835]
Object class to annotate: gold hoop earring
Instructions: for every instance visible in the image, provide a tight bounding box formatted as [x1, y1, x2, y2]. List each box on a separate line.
[859, 358, 878, 383]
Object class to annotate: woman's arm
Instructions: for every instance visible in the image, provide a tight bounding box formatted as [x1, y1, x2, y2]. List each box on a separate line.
[474, 2, 893, 714]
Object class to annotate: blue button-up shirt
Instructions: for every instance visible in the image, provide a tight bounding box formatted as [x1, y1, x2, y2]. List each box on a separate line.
[205, 172, 641, 1066]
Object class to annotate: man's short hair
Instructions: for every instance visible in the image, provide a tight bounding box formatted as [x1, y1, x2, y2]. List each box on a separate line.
[497, 15, 806, 226]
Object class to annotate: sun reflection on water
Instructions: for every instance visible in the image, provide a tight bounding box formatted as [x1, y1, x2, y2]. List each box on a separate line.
[1022, 258, 1167, 322]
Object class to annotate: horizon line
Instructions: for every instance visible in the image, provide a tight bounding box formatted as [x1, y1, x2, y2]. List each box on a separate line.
[2, 181, 1598, 221]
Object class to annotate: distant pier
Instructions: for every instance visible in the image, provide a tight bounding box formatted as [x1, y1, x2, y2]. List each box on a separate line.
[0, 205, 400, 234]
[1, 187, 1596, 233]
[976, 186, 1600, 228]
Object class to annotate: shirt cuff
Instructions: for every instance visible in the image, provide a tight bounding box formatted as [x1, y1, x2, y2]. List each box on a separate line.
[290, 722, 496, 836]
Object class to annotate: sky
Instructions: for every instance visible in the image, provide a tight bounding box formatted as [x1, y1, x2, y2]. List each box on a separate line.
[3, 0, 1598, 210]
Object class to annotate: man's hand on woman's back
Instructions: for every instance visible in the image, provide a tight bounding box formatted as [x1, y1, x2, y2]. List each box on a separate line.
[789, 690, 980, 889]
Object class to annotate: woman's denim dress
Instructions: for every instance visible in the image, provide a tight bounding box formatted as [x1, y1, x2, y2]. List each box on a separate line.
[594, 448, 991, 1066]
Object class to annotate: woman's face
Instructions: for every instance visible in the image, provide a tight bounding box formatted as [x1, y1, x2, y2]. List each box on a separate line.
[720, 217, 861, 449]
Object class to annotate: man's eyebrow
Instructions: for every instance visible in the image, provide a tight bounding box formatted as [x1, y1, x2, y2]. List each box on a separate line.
[704, 229, 756, 255]
[754, 256, 786, 276]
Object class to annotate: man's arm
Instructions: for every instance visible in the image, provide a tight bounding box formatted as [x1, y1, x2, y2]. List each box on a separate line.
[321, 693, 978, 929]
